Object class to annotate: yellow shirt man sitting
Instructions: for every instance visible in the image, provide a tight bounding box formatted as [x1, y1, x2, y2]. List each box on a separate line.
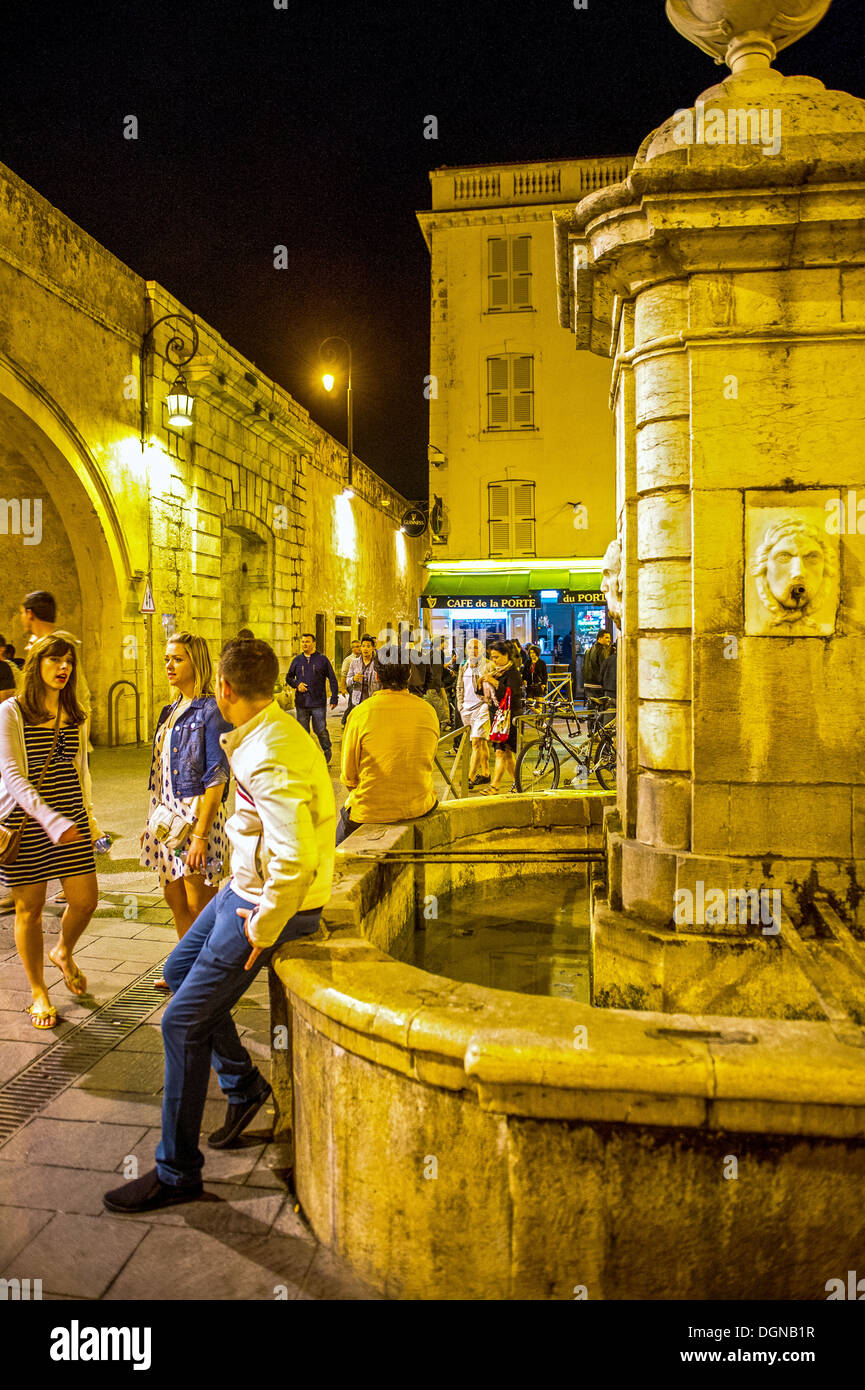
[338, 653, 439, 845]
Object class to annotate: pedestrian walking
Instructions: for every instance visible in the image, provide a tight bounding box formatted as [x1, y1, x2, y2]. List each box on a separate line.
[602, 640, 618, 704]
[408, 634, 449, 731]
[139, 633, 232, 990]
[345, 634, 379, 716]
[19, 592, 91, 720]
[285, 633, 339, 764]
[1, 640, 24, 671]
[582, 629, 612, 703]
[103, 637, 335, 1213]
[456, 639, 491, 788]
[337, 652, 439, 845]
[0, 646, 15, 701]
[0, 635, 99, 1028]
[339, 638, 362, 726]
[484, 639, 524, 795]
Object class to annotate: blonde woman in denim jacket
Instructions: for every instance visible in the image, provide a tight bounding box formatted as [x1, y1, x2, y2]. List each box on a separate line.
[139, 634, 231, 987]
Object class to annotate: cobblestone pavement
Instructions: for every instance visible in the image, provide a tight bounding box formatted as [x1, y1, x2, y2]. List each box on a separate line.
[0, 724, 385, 1300]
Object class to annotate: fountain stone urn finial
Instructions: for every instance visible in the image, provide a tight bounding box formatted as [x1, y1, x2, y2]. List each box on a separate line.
[665, 0, 833, 73]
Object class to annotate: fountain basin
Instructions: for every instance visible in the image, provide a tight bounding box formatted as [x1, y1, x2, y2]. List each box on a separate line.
[270, 793, 865, 1300]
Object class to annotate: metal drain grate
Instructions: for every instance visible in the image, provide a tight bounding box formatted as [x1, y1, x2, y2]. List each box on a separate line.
[0, 962, 169, 1146]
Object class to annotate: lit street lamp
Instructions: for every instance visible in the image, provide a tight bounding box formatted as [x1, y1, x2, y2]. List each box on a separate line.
[319, 336, 354, 497]
[140, 311, 200, 445]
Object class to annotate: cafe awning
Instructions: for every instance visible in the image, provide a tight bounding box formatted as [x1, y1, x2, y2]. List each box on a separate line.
[423, 568, 603, 598]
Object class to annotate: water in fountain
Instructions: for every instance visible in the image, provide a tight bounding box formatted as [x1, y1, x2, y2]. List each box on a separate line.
[413, 874, 590, 1001]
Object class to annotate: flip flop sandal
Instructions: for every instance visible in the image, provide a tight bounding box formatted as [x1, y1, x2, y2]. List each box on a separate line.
[47, 948, 87, 996]
[26, 1003, 58, 1029]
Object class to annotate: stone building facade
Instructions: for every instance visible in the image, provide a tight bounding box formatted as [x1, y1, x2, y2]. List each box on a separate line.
[0, 160, 425, 741]
[416, 157, 629, 655]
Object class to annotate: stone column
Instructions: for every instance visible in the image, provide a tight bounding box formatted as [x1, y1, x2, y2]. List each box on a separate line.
[556, 1, 865, 1018]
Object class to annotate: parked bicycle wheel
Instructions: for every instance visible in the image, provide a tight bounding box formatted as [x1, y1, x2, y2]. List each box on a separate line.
[593, 735, 616, 789]
[515, 738, 560, 792]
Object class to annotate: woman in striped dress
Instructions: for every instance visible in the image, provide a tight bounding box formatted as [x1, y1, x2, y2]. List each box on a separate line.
[0, 636, 99, 1028]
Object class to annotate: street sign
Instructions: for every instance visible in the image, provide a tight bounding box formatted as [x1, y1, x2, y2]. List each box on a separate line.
[139, 579, 156, 615]
[401, 508, 427, 537]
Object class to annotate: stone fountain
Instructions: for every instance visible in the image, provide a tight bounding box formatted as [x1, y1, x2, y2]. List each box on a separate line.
[268, 2, 865, 1299]
[556, 0, 865, 1020]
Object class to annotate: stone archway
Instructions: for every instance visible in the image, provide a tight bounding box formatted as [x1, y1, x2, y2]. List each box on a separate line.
[0, 358, 133, 742]
[220, 509, 275, 648]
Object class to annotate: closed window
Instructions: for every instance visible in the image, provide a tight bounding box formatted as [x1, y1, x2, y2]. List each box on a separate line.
[487, 354, 534, 430]
[487, 235, 531, 311]
[488, 480, 535, 557]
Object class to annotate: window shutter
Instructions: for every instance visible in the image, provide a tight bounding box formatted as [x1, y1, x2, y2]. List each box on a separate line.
[489, 239, 509, 274]
[487, 356, 510, 427]
[512, 355, 534, 426]
[489, 277, 510, 310]
[488, 238, 509, 310]
[488, 482, 511, 555]
[511, 236, 531, 308]
[512, 483, 535, 554]
[511, 275, 531, 308]
[511, 236, 531, 274]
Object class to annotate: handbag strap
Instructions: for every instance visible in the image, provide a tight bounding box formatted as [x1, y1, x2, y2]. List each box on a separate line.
[6, 704, 63, 832]
[33, 707, 64, 796]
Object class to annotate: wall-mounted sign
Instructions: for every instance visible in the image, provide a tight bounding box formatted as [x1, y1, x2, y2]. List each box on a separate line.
[401, 508, 428, 537]
[421, 595, 538, 610]
[559, 590, 605, 605]
[139, 579, 156, 615]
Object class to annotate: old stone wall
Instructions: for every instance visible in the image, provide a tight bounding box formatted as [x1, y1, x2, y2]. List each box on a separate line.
[0, 161, 426, 740]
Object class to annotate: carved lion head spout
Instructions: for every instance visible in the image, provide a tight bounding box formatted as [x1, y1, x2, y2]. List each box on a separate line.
[600, 539, 623, 626]
[750, 517, 836, 628]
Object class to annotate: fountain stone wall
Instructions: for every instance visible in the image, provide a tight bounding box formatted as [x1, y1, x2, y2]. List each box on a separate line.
[270, 793, 865, 1301]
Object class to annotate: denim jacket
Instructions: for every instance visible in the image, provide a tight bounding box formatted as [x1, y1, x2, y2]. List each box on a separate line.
[154, 696, 232, 802]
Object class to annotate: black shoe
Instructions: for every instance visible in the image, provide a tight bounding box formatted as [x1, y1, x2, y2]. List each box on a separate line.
[103, 1167, 202, 1214]
[208, 1081, 273, 1150]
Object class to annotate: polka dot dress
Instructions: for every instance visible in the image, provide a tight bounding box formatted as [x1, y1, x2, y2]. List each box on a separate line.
[139, 699, 228, 888]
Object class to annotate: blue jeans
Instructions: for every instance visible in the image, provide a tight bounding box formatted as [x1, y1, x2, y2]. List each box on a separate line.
[155, 884, 321, 1186]
[295, 703, 332, 760]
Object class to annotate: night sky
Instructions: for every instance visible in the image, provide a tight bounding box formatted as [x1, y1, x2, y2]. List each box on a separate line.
[0, 0, 859, 499]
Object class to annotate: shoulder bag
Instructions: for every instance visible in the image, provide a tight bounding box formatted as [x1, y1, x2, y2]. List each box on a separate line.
[489, 686, 512, 744]
[0, 706, 64, 866]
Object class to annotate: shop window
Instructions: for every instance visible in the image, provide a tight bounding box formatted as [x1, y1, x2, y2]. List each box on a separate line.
[487, 354, 534, 430]
[488, 480, 535, 557]
[487, 236, 532, 312]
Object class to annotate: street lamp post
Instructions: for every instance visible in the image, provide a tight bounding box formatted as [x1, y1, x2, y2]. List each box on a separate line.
[140, 310, 200, 447]
[319, 336, 354, 497]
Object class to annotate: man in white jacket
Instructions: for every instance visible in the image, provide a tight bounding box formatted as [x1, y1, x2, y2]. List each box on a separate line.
[104, 637, 335, 1213]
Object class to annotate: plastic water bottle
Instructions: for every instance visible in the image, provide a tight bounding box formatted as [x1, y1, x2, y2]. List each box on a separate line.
[94, 834, 111, 854]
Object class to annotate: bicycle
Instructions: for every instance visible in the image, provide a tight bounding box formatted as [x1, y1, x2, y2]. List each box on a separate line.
[515, 696, 616, 792]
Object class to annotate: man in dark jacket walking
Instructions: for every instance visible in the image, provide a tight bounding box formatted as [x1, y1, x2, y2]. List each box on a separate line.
[601, 641, 617, 703]
[582, 630, 612, 701]
[286, 633, 339, 765]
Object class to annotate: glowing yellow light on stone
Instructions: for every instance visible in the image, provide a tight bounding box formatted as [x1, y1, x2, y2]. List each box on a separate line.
[334, 491, 356, 559]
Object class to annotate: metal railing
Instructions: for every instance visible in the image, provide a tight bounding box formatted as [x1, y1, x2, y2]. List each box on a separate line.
[434, 724, 471, 800]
